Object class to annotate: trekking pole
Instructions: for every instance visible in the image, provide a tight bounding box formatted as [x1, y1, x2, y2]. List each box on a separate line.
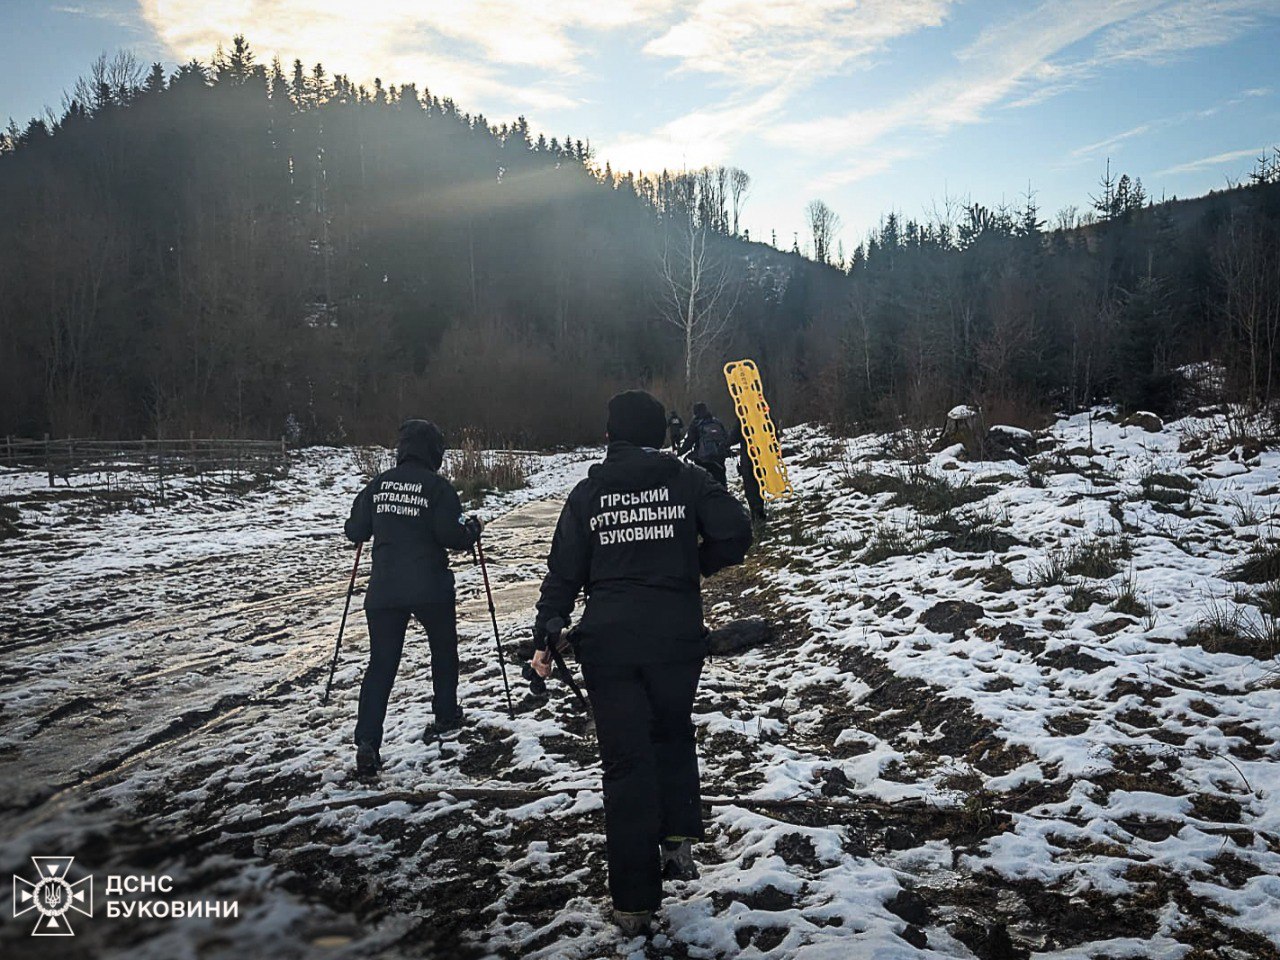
[543, 618, 592, 714]
[322, 541, 363, 706]
[474, 535, 516, 720]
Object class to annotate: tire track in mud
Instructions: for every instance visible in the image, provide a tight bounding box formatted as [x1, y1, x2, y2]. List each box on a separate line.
[0, 531, 361, 820]
[0, 553, 347, 655]
[10, 661, 335, 832]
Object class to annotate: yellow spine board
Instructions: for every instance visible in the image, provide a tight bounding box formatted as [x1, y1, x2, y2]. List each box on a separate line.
[723, 359, 793, 500]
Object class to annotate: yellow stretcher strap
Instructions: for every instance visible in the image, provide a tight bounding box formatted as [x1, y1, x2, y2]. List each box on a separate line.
[723, 359, 792, 501]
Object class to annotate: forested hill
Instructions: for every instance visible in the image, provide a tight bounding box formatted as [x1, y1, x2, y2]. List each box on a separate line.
[2, 37, 1278, 446]
[0, 40, 837, 446]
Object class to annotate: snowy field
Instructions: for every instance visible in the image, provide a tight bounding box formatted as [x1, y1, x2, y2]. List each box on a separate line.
[1, 410, 1278, 959]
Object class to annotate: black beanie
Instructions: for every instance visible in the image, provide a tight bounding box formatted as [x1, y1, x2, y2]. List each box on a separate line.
[607, 390, 667, 448]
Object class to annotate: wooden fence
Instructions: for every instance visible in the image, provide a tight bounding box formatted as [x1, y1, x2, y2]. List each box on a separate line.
[0, 435, 290, 491]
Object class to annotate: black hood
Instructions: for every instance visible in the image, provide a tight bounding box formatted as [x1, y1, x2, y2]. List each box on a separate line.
[396, 419, 445, 470]
[589, 442, 682, 492]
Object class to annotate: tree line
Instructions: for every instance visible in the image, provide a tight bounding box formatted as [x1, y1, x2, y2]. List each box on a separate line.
[2, 37, 1277, 447]
[810, 154, 1280, 428]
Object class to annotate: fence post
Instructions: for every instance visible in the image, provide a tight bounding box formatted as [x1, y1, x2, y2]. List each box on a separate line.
[158, 432, 167, 506]
[44, 433, 52, 487]
[189, 431, 199, 490]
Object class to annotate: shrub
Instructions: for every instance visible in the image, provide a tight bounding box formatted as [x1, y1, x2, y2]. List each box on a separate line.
[880, 427, 934, 462]
[444, 431, 533, 505]
[1108, 568, 1149, 618]
[860, 518, 934, 564]
[889, 464, 998, 515]
[1066, 580, 1106, 612]
[1188, 597, 1279, 658]
[835, 452, 897, 496]
[937, 504, 1018, 554]
[1030, 545, 1071, 587]
[352, 446, 395, 482]
[1224, 492, 1265, 527]
[1230, 542, 1280, 585]
[1065, 535, 1133, 579]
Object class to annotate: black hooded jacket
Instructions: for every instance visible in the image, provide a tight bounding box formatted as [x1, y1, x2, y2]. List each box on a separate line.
[678, 413, 728, 464]
[344, 420, 479, 609]
[535, 442, 753, 665]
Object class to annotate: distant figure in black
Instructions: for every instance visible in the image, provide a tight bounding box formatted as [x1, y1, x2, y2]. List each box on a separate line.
[678, 402, 730, 487]
[344, 419, 482, 777]
[729, 422, 767, 522]
[666, 410, 685, 451]
[532, 390, 752, 935]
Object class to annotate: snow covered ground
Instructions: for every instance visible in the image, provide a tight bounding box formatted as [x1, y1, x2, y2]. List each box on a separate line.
[0, 410, 1277, 959]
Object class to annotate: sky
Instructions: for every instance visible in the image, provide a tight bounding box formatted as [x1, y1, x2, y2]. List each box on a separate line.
[2, 0, 1278, 253]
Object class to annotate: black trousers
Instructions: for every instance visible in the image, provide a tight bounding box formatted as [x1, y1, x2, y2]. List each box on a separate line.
[693, 458, 727, 488]
[739, 460, 766, 520]
[582, 659, 704, 912]
[355, 603, 459, 749]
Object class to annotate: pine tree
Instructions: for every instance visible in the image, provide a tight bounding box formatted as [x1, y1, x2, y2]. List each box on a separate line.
[290, 59, 307, 107]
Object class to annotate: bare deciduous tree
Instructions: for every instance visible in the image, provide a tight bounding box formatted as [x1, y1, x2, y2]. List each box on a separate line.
[806, 199, 841, 265]
[70, 51, 145, 112]
[657, 216, 740, 391]
[729, 167, 751, 236]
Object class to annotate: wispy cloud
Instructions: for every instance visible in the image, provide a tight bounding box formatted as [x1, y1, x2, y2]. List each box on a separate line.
[1065, 86, 1273, 166]
[1070, 122, 1155, 160]
[53, 3, 149, 33]
[599, 1, 956, 175]
[807, 146, 919, 188]
[644, 0, 955, 87]
[599, 86, 794, 173]
[1158, 146, 1270, 176]
[765, 0, 1279, 185]
[1093, 0, 1277, 65]
[1012, 1, 1278, 105]
[768, 1, 1157, 158]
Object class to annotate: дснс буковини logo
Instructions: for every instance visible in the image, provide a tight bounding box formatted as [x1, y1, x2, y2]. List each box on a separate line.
[12, 856, 93, 936]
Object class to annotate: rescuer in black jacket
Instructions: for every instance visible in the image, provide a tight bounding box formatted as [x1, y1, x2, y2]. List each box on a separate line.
[678, 402, 731, 487]
[666, 410, 685, 451]
[344, 419, 481, 776]
[532, 390, 752, 933]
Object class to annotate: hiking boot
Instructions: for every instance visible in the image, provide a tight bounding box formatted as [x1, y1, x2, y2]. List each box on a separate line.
[424, 712, 464, 740]
[355, 742, 382, 777]
[661, 838, 699, 881]
[611, 909, 653, 936]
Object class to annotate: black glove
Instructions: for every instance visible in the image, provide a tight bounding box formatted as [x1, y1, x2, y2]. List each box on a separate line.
[464, 515, 484, 541]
